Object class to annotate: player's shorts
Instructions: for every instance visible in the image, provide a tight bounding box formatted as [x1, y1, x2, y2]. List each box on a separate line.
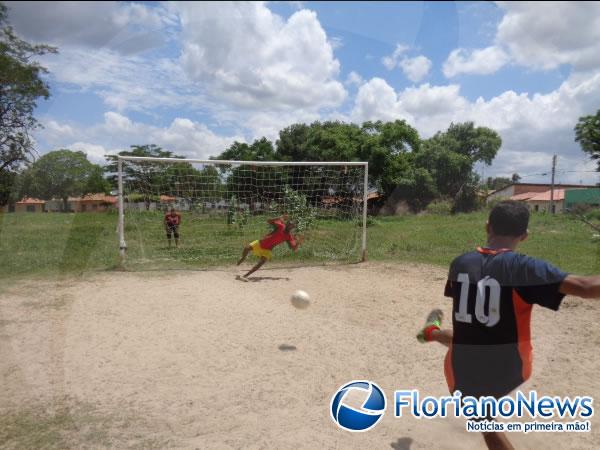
[166, 225, 179, 238]
[444, 349, 510, 423]
[250, 240, 272, 260]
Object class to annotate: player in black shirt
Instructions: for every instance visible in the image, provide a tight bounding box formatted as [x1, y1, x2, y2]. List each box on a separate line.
[417, 201, 600, 450]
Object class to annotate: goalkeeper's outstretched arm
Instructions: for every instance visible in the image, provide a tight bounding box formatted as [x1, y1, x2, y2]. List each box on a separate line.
[288, 235, 304, 251]
[267, 214, 289, 225]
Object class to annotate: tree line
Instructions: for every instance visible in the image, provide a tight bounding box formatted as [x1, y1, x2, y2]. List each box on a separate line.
[11, 119, 502, 214]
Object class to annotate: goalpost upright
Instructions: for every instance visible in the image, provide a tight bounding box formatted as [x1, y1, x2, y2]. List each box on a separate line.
[117, 157, 126, 259]
[117, 155, 369, 263]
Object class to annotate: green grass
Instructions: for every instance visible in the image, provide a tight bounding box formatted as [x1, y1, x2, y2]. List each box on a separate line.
[0, 402, 170, 449]
[368, 211, 600, 274]
[0, 210, 598, 280]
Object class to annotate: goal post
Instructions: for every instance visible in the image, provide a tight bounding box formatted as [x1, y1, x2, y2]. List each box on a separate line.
[117, 156, 369, 266]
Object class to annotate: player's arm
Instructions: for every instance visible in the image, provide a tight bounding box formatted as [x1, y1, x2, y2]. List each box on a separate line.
[267, 214, 289, 225]
[288, 235, 304, 251]
[560, 275, 600, 299]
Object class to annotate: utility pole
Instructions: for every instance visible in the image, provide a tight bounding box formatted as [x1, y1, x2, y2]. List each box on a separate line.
[549, 154, 557, 214]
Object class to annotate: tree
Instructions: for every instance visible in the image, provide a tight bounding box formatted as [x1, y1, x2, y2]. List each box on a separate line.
[417, 122, 501, 212]
[276, 122, 368, 209]
[105, 144, 182, 187]
[0, 2, 57, 204]
[215, 138, 283, 208]
[441, 122, 502, 164]
[415, 142, 472, 198]
[393, 167, 438, 212]
[575, 109, 600, 170]
[20, 150, 108, 211]
[452, 181, 480, 214]
[105, 145, 186, 210]
[359, 120, 420, 198]
[267, 186, 317, 231]
[511, 173, 521, 183]
[163, 164, 223, 211]
[485, 176, 512, 190]
[275, 123, 311, 162]
[216, 137, 275, 161]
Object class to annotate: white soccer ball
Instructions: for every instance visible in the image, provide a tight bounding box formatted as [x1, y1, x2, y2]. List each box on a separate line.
[291, 290, 310, 309]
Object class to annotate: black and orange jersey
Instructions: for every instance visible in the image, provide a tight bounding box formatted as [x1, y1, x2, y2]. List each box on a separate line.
[443, 247, 568, 398]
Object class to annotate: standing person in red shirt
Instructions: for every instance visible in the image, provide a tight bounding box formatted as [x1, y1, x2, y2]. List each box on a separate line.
[237, 214, 304, 281]
[164, 207, 181, 248]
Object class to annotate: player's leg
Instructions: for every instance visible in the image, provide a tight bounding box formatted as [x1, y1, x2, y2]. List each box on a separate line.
[482, 431, 514, 450]
[417, 309, 452, 347]
[237, 245, 252, 265]
[166, 228, 172, 248]
[429, 329, 452, 347]
[174, 228, 179, 248]
[243, 256, 267, 279]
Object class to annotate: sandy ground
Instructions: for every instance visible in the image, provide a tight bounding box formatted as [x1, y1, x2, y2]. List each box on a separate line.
[0, 262, 599, 449]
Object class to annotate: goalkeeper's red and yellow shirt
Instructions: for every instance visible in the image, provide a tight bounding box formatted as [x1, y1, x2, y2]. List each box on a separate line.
[443, 247, 568, 398]
[259, 219, 297, 250]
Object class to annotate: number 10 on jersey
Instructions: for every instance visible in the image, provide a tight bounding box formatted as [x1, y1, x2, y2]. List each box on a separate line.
[455, 273, 501, 327]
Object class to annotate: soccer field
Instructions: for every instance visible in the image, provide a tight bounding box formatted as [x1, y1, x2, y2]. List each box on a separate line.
[1, 211, 599, 449]
[0, 263, 598, 449]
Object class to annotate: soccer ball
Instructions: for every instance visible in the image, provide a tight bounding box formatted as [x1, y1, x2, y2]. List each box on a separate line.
[291, 290, 310, 309]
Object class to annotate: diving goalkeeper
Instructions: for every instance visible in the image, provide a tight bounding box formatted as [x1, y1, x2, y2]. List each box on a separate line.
[236, 214, 304, 281]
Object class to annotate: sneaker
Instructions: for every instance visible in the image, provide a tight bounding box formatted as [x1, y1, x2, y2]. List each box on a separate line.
[416, 309, 443, 343]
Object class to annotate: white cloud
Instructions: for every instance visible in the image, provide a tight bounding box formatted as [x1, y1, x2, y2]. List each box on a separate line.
[399, 56, 432, 83]
[174, 1, 346, 111]
[43, 120, 76, 142]
[37, 112, 243, 163]
[287, 1, 306, 10]
[69, 142, 116, 165]
[42, 47, 207, 113]
[5, 1, 174, 54]
[443, 46, 509, 77]
[400, 84, 467, 117]
[350, 78, 413, 124]
[345, 71, 364, 86]
[496, 1, 600, 71]
[443, 3, 600, 78]
[11, 1, 347, 139]
[382, 44, 431, 82]
[244, 110, 321, 141]
[349, 73, 600, 183]
[382, 44, 409, 70]
[486, 151, 598, 184]
[330, 36, 344, 50]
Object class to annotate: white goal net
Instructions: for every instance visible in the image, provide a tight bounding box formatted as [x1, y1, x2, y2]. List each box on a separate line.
[117, 157, 368, 266]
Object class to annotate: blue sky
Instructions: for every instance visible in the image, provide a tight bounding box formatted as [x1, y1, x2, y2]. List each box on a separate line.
[6, 1, 600, 184]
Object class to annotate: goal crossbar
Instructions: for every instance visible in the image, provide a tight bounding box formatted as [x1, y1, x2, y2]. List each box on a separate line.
[118, 155, 368, 167]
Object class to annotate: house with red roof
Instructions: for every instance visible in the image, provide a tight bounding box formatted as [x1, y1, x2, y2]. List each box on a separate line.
[11, 197, 46, 213]
[487, 183, 596, 213]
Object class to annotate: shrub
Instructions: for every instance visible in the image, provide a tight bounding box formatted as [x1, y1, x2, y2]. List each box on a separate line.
[269, 186, 317, 232]
[426, 199, 453, 215]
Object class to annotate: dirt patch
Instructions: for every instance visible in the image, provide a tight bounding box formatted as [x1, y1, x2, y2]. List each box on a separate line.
[0, 262, 598, 449]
